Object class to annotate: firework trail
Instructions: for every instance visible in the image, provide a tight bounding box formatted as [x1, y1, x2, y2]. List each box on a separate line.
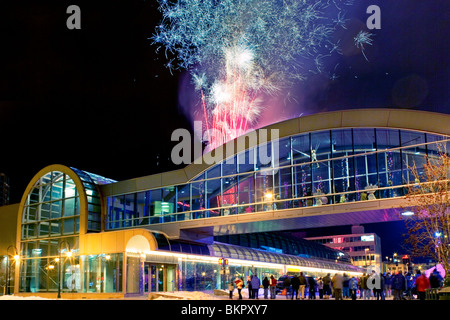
[152, 0, 356, 150]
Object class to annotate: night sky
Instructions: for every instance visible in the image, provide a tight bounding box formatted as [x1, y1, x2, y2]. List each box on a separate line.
[0, 0, 449, 258]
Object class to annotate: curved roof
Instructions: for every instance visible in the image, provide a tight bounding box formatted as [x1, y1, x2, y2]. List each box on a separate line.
[147, 231, 362, 273]
[209, 242, 362, 273]
[100, 108, 450, 197]
[17, 164, 115, 241]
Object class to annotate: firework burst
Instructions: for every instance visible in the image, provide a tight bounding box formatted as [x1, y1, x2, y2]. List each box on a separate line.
[152, 0, 355, 150]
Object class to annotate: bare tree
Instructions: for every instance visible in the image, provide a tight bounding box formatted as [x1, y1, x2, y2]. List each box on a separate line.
[401, 143, 450, 277]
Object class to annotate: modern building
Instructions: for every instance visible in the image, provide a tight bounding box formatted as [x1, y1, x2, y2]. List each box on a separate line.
[305, 231, 382, 273]
[0, 108, 449, 298]
[0, 173, 9, 207]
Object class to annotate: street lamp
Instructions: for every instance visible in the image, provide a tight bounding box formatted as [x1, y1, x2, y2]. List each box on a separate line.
[434, 231, 442, 266]
[6, 245, 19, 295]
[364, 248, 369, 268]
[57, 240, 72, 299]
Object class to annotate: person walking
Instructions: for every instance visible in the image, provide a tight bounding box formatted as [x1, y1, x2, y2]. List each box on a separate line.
[298, 272, 307, 299]
[290, 274, 300, 300]
[251, 274, 261, 299]
[332, 273, 343, 300]
[234, 277, 244, 300]
[317, 277, 324, 299]
[349, 276, 358, 300]
[392, 271, 406, 300]
[323, 273, 332, 299]
[228, 281, 235, 299]
[414, 270, 430, 301]
[308, 276, 316, 299]
[262, 276, 269, 299]
[269, 275, 277, 299]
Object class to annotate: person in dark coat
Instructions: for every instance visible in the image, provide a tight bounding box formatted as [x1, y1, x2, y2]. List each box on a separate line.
[298, 272, 307, 299]
[322, 273, 332, 299]
[308, 277, 317, 299]
[262, 276, 270, 299]
[247, 276, 253, 299]
[429, 268, 443, 288]
[283, 276, 291, 299]
[392, 271, 406, 300]
[290, 275, 300, 300]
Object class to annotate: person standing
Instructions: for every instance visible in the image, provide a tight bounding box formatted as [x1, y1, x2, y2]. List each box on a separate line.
[380, 272, 386, 300]
[228, 281, 235, 299]
[317, 277, 324, 299]
[234, 277, 244, 300]
[251, 274, 261, 299]
[384, 272, 392, 298]
[358, 273, 370, 300]
[332, 273, 343, 300]
[298, 272, 307, 299]
[308, 276, 316, 299]
[262, 276, 270, 299]
[429, 268, 443, 289]
[247, 275, 253, 299]
[323, 273, 332, 299]
[369, 270, 382, 300]
[392, 271, 406, 300]
[342, 273, 350, 299]
[414, 270, 430, 301]
[290, 274, 300, 300]
[269, 275, 277, 299]
[349, 276, 358, 300]
[283, 275, 291, 298]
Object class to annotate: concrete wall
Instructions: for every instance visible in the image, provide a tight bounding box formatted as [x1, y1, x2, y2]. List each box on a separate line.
[0, 204, 19, 255]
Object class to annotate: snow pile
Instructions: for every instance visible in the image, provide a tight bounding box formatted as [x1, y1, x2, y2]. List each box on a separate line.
[153, 291, 223, 300]
[152, 288, 263, 300]
[0, 295, 55, 300]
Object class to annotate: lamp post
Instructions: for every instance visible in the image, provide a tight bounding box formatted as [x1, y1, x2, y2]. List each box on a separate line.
[6, 245, 19, 295]
[364, 248, 369, 269]
[57, 240, 72, 299]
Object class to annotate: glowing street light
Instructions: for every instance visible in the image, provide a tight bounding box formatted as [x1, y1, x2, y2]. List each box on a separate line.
[264, 192, 273, 201]
[57, 240, 72, 299]
[6, 245, 19, 295]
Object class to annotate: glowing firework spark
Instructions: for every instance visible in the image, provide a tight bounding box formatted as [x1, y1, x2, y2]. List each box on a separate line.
[152, 0, 355, 150]
[354, 30, 374, 61]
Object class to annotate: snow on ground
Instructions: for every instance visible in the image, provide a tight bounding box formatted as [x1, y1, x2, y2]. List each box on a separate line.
[153, 288, 271, 300]
[0, 295, 57, 300]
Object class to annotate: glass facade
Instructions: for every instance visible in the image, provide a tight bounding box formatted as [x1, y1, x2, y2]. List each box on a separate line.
[81, 253, 123, 293]
[106, 128, 449, 229]
[20, 170, 81, 292]
[19, 168, 118, 293]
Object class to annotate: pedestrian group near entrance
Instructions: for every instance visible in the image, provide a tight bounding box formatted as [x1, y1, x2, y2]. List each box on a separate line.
[227, 268, 444, 300]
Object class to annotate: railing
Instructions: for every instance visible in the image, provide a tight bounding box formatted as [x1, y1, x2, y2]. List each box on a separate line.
[107, 182, 420, 228]
[425, 288, 440, 300]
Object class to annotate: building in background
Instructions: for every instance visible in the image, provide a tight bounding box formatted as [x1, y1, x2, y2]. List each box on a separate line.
[306, 226, 382, 273]
[0, 173, 9, 207]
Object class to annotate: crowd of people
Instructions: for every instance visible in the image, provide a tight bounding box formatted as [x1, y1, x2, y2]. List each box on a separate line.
[228, 268, 444, 300]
